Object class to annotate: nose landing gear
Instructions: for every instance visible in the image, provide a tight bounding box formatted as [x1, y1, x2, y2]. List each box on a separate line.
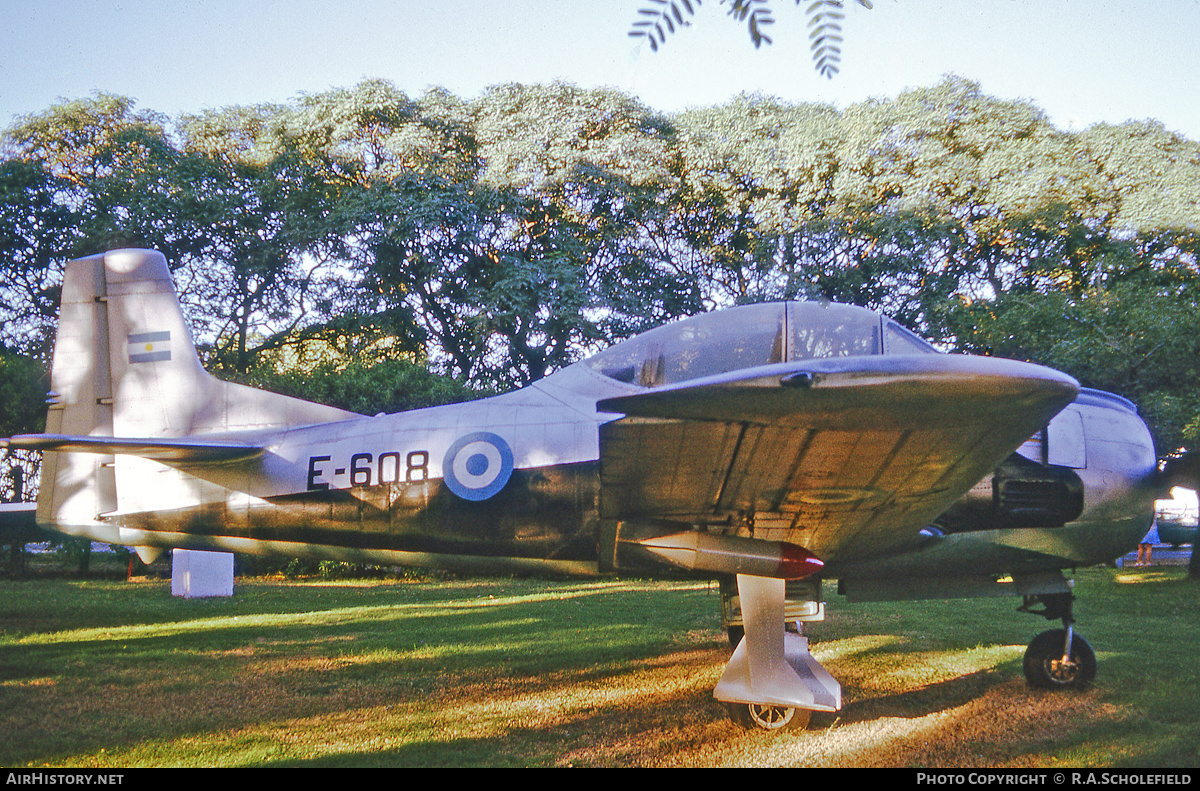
[1019, 592, 1097, 690]
[1023, 628, 1096, 688]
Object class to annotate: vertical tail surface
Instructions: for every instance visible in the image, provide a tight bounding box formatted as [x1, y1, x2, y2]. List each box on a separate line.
[38, 249, 358, 534]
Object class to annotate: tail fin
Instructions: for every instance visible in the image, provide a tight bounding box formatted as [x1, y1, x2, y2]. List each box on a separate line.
[37, 249, 358, 535]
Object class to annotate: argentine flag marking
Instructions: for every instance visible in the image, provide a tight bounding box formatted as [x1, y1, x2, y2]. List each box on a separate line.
[128, 331, 171, 363]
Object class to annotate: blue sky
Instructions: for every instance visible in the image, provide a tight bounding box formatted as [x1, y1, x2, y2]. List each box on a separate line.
[3, 1, 1200, 139]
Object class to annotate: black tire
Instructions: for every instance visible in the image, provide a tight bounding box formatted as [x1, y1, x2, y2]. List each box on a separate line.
[1023, 629, 1096, 689]
[727, 702, 811, 732]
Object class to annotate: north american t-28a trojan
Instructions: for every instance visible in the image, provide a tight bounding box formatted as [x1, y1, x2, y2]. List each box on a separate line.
[6, 248, 1197, 730]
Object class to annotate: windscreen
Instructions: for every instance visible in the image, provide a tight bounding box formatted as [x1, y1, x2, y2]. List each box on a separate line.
[883, 319, 939, 354]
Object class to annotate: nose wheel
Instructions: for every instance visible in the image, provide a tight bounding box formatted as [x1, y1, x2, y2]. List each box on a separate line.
[1023, 628, 1096, 689]
[1019, 591, 1096, 690]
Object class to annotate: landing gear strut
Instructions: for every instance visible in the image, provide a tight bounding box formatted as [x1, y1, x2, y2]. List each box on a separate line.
[714, 575, 840, 732]
[1019, 592, 1096, 689]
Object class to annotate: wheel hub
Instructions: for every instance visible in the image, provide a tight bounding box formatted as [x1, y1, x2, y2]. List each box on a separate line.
[1046, 656, 1081, 685]
[747, 704, 796, 730]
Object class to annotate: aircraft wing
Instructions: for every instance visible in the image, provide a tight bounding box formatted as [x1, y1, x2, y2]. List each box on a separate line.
[1, 434, 263, 464]
[597, 355, 1079, 568]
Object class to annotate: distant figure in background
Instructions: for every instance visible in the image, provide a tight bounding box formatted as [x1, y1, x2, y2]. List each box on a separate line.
[5, 466, 22, 504]
[1137, 519, 1160, 566]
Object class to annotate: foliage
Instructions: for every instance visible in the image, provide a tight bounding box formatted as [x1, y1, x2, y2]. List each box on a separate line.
[230, 354, 485, 416]
[0, 351, 47, 438]
[627, 0, 874, 78]
[0, 351, 46, 503]
[346, 83, 693, 387]
[0, 160, 78, 358]
[946, 278, 1200, 454]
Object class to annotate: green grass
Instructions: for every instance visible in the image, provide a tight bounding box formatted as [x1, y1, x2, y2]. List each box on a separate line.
[1, 566, 1198, 767]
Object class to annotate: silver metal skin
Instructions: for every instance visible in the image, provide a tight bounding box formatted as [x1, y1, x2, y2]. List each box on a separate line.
[5, 248, 1173, 727]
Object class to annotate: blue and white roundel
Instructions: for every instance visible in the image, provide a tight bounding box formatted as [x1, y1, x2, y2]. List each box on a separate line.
[442, 432, 514, 501]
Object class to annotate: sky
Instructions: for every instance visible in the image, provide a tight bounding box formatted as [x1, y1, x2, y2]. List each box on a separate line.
[3, 0, 1200, 139]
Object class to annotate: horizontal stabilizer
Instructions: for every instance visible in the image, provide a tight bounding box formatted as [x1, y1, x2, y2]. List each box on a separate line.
[3, 434, 263, 464]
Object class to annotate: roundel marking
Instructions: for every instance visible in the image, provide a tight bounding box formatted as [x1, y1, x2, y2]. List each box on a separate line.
[442, 432, 514, 501]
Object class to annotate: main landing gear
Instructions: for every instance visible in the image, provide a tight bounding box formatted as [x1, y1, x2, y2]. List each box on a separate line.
[724, 621, 812, 730]
[1019, 592, 1097, 689]
[714, 575, 840, 732]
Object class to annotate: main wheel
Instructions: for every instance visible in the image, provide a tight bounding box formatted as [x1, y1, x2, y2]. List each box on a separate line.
[1023, 629, 1096, 689]
[728, 702, 811, 731]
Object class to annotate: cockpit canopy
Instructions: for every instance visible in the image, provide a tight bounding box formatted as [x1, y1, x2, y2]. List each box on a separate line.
[585, 301, 937, 388]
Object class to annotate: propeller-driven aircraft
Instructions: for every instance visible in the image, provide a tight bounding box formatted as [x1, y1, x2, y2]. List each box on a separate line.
[5, 248, 1197, 730]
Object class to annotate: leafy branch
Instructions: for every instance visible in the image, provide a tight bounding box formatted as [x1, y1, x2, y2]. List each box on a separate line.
[628, 0, 874, 78]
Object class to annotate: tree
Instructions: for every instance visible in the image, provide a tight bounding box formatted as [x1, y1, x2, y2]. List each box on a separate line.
[0, 159, 79, 358]
[342, 82, 695, 389]
[628, 0, 874, 78]
[232, 355, 483, 417]
[0, 349, 46, 504]
[174, 104, 370, 374]
[945, 278, 1200, 457]
[3, 78, 1198, 445]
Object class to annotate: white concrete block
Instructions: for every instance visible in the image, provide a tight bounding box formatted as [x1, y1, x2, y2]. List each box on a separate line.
[171, 549, 234, 598]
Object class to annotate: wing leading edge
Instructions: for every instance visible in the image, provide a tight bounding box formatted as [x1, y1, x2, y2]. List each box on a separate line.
[598, 355, 1080, 568]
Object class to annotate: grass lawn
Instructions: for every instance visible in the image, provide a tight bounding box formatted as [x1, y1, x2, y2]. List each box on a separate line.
[1, 564, 1198, 768]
